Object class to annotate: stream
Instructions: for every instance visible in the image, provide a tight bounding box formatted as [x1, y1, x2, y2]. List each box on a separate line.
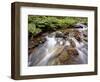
[28, 25, 88, 66]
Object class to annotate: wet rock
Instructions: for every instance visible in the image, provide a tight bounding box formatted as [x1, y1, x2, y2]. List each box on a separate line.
[51, 49, 69, 65]
[83, 33, 87, 37]
[67, 47, 79, 56]
[58, 51, 69, 64]
[55, 31, 64, 38]
[69, 39, 76, 47]
[73, 30, 82, 42]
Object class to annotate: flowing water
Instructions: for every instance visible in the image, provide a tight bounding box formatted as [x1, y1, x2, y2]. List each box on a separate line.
[28, 26, 88, 66]
[71, 37, 88, 64]
[28, 34, 65, 66]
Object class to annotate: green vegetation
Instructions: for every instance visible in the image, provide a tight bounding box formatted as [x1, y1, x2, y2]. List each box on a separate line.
[28, 15, 87, 37]
[28, 23, 41, 36]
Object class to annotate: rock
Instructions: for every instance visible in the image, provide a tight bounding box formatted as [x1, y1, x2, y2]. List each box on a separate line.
[51, 49, 69, 65]
[67, 47, 79, 56]
[55, 31, 64, 38]
[69, 39, 76, 47]
[73, 30, 82, 42]
[74, 23, 87, 28]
